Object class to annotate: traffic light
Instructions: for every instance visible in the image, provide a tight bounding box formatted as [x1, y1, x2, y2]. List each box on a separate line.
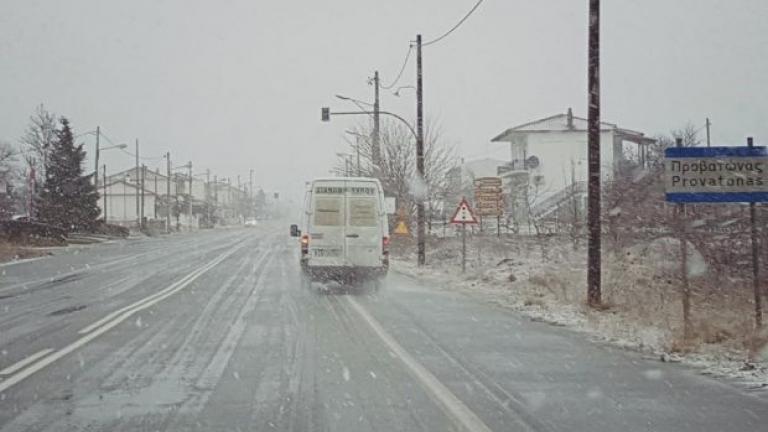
[321, 107, 330, 122]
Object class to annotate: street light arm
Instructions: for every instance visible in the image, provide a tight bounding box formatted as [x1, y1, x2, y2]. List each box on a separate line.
[102, 143, 128, 151]
[328, 110, 417, 142]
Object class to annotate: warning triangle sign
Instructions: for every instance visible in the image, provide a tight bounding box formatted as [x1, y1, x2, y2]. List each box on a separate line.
[394, 220, 410, 235]
[450, 197, 478, 224]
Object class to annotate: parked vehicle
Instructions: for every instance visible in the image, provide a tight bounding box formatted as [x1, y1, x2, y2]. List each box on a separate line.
[290, 177, 389, 288]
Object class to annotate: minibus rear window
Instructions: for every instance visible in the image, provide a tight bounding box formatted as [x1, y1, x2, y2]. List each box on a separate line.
[349, 197, 377, 227]
[314, 197, 342, 226]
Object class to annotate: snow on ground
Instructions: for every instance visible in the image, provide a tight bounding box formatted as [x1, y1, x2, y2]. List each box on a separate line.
[391, 234, 768, 391]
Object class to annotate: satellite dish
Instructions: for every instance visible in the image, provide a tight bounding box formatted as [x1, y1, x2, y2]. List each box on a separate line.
[525, 155, 540, 169]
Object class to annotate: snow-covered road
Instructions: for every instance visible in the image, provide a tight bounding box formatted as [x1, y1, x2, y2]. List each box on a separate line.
[0, 227, 765, 431]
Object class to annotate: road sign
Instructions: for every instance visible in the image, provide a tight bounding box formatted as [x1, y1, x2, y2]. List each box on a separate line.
[474, 177, 504, 217]
[394, 220, 409, 235]
[665, 146, 768, 202]
[450, 197, 478, 224]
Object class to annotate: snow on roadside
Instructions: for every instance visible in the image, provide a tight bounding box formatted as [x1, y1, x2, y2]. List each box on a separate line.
[391, 236, 768, 391]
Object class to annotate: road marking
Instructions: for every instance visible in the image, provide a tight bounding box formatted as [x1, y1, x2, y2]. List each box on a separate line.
[0, 349, 54, 376]
[344, 296, 493, 432]
[0, 243, 243, 394]
[78, 246, 236, 335]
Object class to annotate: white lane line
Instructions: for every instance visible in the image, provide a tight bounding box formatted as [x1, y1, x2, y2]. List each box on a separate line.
[344, 296, 493, 432]
[77, 245, 239, 335]
[0, 243, 243, 394]
[0, 349, 54, 376]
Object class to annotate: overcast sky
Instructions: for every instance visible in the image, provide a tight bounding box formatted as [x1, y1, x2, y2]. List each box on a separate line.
[1, 0, 766, 202]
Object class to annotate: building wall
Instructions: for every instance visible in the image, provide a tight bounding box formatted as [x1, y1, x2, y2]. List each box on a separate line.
[517, 130, 616, 202]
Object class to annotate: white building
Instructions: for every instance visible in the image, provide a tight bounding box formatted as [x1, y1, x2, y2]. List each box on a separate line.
[97, 179, 157, 226]
[490, 108, 655, 224]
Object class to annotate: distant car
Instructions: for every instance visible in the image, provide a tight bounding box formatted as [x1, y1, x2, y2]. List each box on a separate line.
[244, 218, 258, 227]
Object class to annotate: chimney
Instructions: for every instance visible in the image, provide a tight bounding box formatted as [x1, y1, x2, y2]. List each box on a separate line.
[566, 107, 574, 129]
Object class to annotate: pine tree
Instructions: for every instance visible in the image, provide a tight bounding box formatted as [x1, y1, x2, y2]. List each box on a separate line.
[36, 118, 100, 232]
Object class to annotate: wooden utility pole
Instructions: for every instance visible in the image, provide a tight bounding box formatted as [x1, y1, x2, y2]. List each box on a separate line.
[373, 70, 381, 170]
[94, 126, 100, 185]
[587, 0, 602, 307]
[135, 139, 140, 228]
[416, 33, 426, 266]
[188, 162, 193, 227]
[102, 164, 107, 222]
[140, 164, 146, 229]
[166, 152, 171, 233]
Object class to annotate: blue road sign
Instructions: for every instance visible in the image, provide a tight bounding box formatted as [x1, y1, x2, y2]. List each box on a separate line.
[664, 146, 767, 203]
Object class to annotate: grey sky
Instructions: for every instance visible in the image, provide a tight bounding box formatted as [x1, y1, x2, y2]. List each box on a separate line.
[2, 0, 766, 202]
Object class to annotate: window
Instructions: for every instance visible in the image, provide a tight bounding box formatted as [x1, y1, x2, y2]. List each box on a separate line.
[349, 197, 377, 227]
[314, 197, 342, 226]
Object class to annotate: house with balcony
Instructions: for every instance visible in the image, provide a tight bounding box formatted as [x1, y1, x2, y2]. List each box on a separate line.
[490, 108, 655, 230]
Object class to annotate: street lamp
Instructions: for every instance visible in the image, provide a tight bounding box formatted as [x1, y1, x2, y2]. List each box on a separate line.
[75, 128, 127, 184]
[336, 94, 380, 170]
[392, 85, 416, 97]
[335, 152, 354, 176]
[345, 130, 364, 176]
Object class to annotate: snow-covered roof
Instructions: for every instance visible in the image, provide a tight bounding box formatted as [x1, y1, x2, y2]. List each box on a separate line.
[101, 179, 158, 195]
[491, 109, 652, 143]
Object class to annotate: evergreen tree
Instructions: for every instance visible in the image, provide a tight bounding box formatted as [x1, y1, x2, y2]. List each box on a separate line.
[36, 118, 100, 231]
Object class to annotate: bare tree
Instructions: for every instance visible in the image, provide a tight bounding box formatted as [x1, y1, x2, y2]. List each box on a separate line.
[647, 122, 701, 166]
[335, 118, 458, 226]
[20, 104, 58, 179]
[0, 141, 19, 218]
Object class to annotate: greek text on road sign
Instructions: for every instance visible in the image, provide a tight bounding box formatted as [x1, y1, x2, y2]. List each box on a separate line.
[665, 146, 768, 202]
[451, 198, 478, 224]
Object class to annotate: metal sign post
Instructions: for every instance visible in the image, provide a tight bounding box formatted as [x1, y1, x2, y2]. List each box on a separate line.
[450, 197, 478, 273]
[665, 141, 767, 329]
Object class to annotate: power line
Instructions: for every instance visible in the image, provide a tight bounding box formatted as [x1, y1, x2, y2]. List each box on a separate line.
[380, 44, 413, 90]
[118, 147, 165, 161]
[423, 0, 484, 47]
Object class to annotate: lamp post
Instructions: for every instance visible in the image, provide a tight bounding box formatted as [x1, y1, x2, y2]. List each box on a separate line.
[345, 130, 365, 176]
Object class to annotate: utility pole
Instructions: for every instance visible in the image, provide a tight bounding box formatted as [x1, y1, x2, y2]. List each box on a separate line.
[587, 0, 602, 307]
[207, 169, 211, 226]
[135, 139, 140, 228]
[166, 152, 171, 233]
[213, 174, 218, 225]
[188, 162, 193, 228]
[250, 168, 254, 218]
[416, 34, 426, 266]
[140, 164, 146, 229]
[705, 117, 711, 147]
[94, 126, 100, 185]
[154, 169, 158, 219]
[373, 70, 381, 171]
[356, 136, 361, 176]
[102, 164, 107, 222]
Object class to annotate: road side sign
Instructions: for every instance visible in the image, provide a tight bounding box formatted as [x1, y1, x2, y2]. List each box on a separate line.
[450, 197, 478, 224]
[665, 146, 768, 202]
